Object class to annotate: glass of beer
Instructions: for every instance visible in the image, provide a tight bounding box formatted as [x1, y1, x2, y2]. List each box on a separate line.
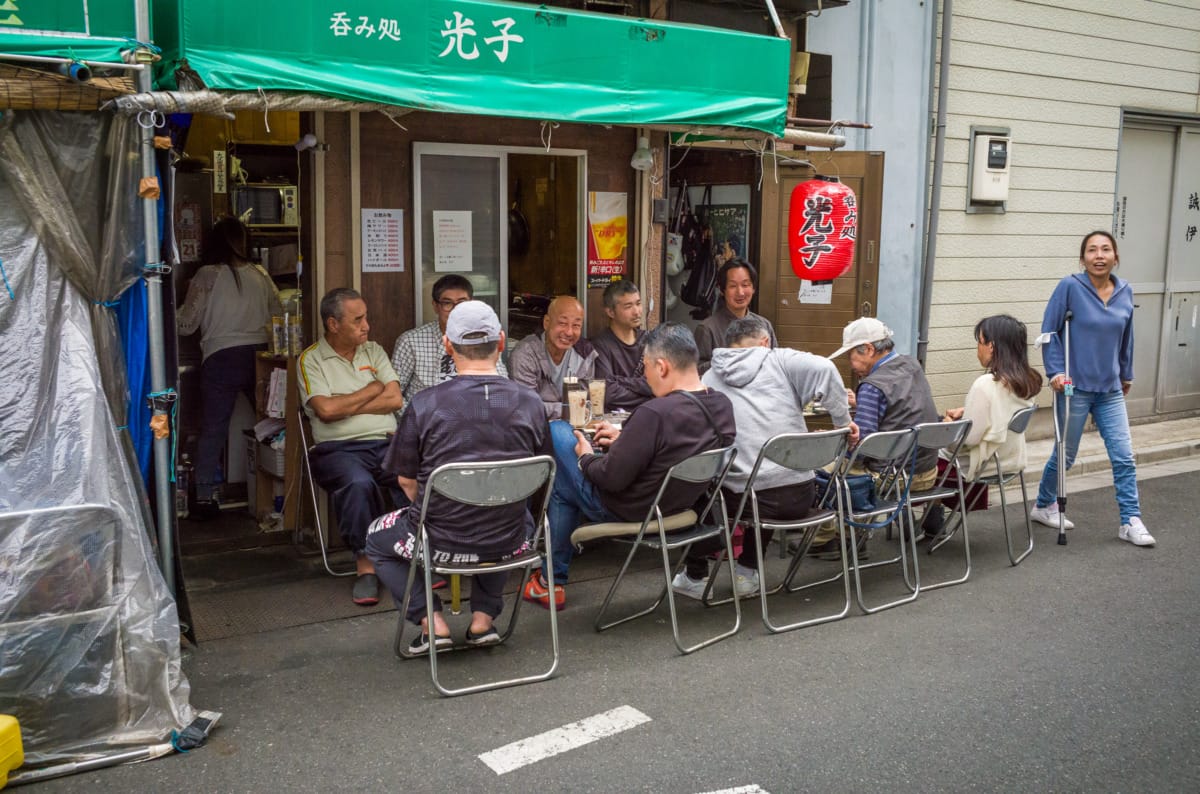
[587, 379, 606, 418]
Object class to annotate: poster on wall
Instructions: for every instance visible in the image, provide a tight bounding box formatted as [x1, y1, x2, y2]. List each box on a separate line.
[698, 203, 750, 267]
[586, 191, 628, 289]
[434, 210, 473, 272]
[361, 208, 404, 272]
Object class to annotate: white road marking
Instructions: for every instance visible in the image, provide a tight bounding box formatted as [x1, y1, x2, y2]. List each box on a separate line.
[478, 705, 652, 775]
[697, 786, 770, 794]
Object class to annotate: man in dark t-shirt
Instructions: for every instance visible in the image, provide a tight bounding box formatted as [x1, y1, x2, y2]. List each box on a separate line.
[522, 322, 736, 611]
[590, 279, 653, 411]
[366, 301, 552, 652]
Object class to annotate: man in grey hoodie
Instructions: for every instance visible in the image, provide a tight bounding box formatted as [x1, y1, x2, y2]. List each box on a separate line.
[672, 316, 857, 599]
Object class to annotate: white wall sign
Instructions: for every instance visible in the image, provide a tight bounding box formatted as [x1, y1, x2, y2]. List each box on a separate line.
[799, 280, 833, 304]
[433, 210, 473, 272]
[361, 208, 404, 272]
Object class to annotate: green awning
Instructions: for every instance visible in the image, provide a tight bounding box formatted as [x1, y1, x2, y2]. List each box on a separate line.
[0, 0, 139, 63]
[156, 0, 791, 137]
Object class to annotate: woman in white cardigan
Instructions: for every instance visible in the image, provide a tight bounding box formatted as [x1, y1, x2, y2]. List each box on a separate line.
[923, 314, 1044, 535]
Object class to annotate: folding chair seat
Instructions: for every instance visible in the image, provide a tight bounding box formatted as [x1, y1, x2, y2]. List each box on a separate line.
[727, 428, 854, 633]
[570, 446, 740, 655]
[938, 405, 1037, 566]
[904, 419, 973, 591]
[296, 406, 355, 578]
[836, 428, 922, 614]
[393, 455, 559, 697]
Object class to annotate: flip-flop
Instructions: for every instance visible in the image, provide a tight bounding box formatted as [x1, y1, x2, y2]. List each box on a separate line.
[408, 633, 454, 654]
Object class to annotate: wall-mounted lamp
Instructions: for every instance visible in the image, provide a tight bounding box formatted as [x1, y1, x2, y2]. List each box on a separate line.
[630, 136, 654, 172]
[294, 133, 327, 152]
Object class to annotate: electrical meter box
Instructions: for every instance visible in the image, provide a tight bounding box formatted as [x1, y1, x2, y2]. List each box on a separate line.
[970, 133, 1011, 203]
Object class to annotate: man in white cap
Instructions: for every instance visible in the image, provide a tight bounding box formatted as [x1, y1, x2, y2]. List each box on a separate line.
[366, 301, 552, 652]
[815, 317, 941, 552]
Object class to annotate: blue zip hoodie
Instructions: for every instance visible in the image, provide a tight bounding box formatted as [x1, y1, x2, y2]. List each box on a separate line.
[1040, 272, 1133, 392]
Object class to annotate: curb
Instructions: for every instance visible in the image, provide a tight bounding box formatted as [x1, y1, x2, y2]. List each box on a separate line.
[1021, 438, 1200, 482]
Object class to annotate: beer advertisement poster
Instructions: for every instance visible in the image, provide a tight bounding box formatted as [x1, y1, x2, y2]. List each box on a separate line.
[586, 191, 628, 288]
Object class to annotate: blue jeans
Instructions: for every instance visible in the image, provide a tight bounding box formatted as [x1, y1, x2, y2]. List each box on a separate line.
[1036, 388, 1140, 524]
[545, 421, 618, 583]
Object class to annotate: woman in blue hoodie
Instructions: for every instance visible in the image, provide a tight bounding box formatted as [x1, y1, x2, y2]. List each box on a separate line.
[1031, 231, 1154, 546]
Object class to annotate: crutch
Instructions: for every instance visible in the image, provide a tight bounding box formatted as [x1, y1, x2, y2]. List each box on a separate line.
[1053, 310, 1074, 546]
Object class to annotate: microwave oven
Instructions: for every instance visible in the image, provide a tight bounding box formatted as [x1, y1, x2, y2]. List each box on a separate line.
[231, 183, 298, 227]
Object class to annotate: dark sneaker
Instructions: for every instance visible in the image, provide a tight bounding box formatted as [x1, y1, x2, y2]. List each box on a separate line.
[352, 573, 380, 606]
[820, 534, 870, 562]
[921, 505, 946, 536]
[804, 538, 840, 557]
[408, 632, 454, 654]
[465, 626, 501, 647]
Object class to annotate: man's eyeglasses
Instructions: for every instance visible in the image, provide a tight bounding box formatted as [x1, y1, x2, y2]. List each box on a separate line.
[436, 297, 471, 310]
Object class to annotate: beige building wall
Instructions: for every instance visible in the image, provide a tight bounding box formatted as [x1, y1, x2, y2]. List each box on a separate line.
[926, 0, 1200, 414]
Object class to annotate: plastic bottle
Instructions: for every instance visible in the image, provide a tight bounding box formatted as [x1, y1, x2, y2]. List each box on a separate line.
[286, 291, 303, 355]
[176, 454, 192, 519]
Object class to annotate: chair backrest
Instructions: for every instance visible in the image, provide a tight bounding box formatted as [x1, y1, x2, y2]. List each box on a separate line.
[1007, 405, 1037, 434]
[758, 427, 851, 475]
[912, 419, 972, 453]
[640, 445, 737, 527]
[843, 428, 917, 474]
[426, 456, 556, 510]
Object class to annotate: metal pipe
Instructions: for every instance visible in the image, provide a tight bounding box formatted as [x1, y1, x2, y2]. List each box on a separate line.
[762, 0, 787, 38]
[133, 0, 175, 596]
[917, 0, 953, 367]
[0, 51, 145, 71]
[788, 116, 873, 129]
[781, 128, 846, 148]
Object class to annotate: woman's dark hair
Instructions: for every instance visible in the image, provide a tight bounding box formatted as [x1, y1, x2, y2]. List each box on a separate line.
[974, 314, 1043, 401]
[1079, 230, 1119, 266]
[205, 216, 252, 290]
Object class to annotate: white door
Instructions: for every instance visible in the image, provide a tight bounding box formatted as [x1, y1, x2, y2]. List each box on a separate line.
[1114, 120, 1200, 416]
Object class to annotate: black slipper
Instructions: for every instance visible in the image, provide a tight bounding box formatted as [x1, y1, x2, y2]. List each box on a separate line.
[408, 633, 454, 654]
[465, 626, 501, 647]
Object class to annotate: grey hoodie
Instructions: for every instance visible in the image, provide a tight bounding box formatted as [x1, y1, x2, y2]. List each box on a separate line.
[702, 346, 852, 492]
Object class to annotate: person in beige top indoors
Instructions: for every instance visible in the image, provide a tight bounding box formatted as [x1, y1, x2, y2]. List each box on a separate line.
[177, 216, 282, 519]
[298, 288, 405, 606]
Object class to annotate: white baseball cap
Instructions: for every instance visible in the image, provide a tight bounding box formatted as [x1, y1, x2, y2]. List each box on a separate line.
[828, 317, 893, 359]
[445, 300, 502, 345]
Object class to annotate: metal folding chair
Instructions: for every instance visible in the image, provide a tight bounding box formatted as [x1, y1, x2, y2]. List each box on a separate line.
[904, 419, 973, 591]
[940, 405, 1037, 566]
[570, 446, 740, 655]
[393, 455, 559, 697]
[837, 428, 921, 614]
[296, 406, 355, 577]
[728, 428, 854, 633]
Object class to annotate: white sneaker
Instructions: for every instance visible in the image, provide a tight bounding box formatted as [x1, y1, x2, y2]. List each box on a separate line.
[1030, 503, 1075, 530]
[1118, 516, 1156, 547]
[733, 562, 760, 597]
[671, 571, 708, 600]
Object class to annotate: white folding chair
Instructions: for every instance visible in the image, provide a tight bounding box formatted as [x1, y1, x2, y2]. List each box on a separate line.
[570, 446, 740, 655]
[837, 428, 922, 614]
[393, 455, 559, 697]
[730, 428, 854, 633]
[938, 405, 1037, 566]
[905, 419, 973, 591]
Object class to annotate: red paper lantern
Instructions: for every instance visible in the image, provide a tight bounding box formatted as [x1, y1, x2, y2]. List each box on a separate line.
[787, 176, 858, 281]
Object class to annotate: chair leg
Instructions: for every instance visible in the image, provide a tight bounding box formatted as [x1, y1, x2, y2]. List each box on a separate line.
[852, 504, 922, 614]
[302, 454, 354, 578]
[594, 540, 666, 632]
[1005, 472, 1034, 566]
[922, 483, 973, 591]
[666, 524, 741, 655]
[761, 519, 852, 633]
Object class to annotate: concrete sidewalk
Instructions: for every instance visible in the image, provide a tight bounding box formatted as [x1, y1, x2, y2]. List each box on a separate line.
[1023, 414, 1200, 484]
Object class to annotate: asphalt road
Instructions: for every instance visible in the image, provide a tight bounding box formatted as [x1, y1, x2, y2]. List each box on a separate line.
[30, 468, 1200, 793]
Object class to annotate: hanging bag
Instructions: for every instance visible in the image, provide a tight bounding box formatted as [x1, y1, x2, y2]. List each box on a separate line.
[680, 186, 718, 311]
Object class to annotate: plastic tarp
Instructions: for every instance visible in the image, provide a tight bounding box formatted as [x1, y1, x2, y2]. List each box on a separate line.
[0, 110, 194, 767]
[0, 0, 139, 65]
[155, 0, 792, 137]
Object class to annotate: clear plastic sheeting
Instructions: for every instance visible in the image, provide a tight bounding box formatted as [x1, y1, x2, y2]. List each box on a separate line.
[0, 110, 195, 767]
